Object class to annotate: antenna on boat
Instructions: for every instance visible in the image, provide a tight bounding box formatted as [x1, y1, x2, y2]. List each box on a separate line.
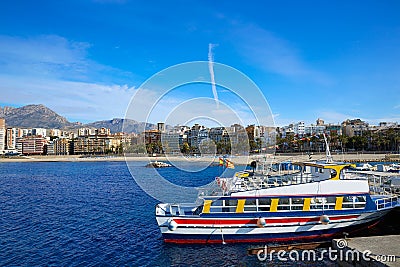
[323, 133, 333, 163]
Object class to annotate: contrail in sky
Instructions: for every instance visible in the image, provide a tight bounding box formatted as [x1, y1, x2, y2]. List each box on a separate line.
[208, 43, 219, 108]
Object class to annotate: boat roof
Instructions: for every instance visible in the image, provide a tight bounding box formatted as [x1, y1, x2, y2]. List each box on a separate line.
[347, 170, 400, 177]
[292, 161, 355, 169]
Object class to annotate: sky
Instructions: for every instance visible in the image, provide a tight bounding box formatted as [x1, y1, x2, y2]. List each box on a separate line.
[0, 0, 399, 127]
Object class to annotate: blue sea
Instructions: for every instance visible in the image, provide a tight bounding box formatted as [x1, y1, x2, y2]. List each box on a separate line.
[2, 161, 396, 266]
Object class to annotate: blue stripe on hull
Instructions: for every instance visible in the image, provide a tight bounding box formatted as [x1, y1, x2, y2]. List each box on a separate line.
[162, 218, 381, 244]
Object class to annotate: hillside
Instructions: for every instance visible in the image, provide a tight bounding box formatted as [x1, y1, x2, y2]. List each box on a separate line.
[0, 104, 159, 133]
[0, 104, 76, 129]
[84, 118, 156, 133]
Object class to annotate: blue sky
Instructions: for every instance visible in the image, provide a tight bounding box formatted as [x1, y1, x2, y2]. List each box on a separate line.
[0, 0, 399, 126]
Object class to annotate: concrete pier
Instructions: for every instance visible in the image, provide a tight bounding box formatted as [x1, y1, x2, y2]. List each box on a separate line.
[333, 235, 400, 267]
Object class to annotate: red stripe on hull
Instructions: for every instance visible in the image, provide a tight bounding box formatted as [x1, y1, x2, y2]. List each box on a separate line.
[173, 215, 358, 225]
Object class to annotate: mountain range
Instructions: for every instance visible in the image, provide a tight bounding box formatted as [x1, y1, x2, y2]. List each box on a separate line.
[0, 104, 158, 133]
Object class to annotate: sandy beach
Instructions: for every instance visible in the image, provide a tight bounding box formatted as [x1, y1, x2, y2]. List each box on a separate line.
[0, 153, 397, 164]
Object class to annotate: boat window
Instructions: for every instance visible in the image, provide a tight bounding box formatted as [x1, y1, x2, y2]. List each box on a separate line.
[277, 198, 290, 211]
[342, 195, 366, 209]
[356, 196, 366, 202]
[326, 197, 336, 203]
[310, 198, 324, 210]
[209, 199, 224, 213]
[222, 199, 238, 212]
[324, 197, 336, 209]
[244, 199, 257, 212]
[330, 169, 337, 178]
[212, 200, 223, 206]
[224, 199, 238, 206]
[245, 199, 256, 205]
[342, 196, 354, 209]
[258, 198, 271, 211]
[290, 198, 304, 210]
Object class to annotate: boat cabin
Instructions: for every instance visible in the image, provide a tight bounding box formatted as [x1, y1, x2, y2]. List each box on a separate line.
[293, 161, 355, 181]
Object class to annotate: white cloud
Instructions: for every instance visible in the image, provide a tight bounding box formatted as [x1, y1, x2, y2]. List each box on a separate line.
[0, 74, 136, 122]
[0, 34, 140, 122]
[0, 35, 91, 79]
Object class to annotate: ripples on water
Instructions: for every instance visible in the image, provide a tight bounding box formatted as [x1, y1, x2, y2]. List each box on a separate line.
[0, 161, 340, 266]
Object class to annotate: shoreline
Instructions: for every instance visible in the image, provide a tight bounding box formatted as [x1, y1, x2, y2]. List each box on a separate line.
[0, 153, 398, 164]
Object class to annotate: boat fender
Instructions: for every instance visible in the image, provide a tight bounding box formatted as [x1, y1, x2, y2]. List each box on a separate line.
[168, 219, 178, 231]
[257, 217, 267, 227]
[319, 215, 330, 225]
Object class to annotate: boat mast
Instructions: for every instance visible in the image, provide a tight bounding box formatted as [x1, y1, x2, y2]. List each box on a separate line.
[323, 133, 333, 163]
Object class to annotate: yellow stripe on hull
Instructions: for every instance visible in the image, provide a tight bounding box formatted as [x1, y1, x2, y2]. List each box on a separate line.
[270, 198, 279, 212]
[335, 196, 343, 210]
[236, 199, 246, 213]
[202, 200, 212, 213]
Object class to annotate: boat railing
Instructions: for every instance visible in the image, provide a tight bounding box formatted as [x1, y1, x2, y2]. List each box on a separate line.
[227, 172, 319, 193]
[374, 196, 399, 210]
[157, 202, 200, 216]
[197, 180, 224, 198]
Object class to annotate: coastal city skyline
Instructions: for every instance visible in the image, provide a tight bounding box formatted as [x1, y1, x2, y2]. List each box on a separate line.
[1, 1, 399, 126]
[1, 102, 399, 128]
[1, 111, 399, 156]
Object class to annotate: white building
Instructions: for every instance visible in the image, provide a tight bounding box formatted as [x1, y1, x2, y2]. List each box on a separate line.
[161, 133, 181, 154]
[305, 125, 326, 135]
[6, 128, 18, 149]
[32, 128, 47, 137]
[21, 128, 31, 137]
[48, 129, 62, 137]
[78, 128, 96, 136]
[280, 124, 294, 138]
[294, 121, 305, 136]
[0, 118, 5, 153]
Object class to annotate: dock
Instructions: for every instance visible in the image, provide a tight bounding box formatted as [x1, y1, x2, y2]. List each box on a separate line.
[332, 235, 400, 267]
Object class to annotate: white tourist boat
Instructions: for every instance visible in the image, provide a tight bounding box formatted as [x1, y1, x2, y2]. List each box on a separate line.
[155, 139, 399, 244]
[146, 161, 172, 168]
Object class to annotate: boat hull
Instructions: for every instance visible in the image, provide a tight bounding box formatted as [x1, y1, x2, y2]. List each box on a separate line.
[157, 210, 389, 244]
